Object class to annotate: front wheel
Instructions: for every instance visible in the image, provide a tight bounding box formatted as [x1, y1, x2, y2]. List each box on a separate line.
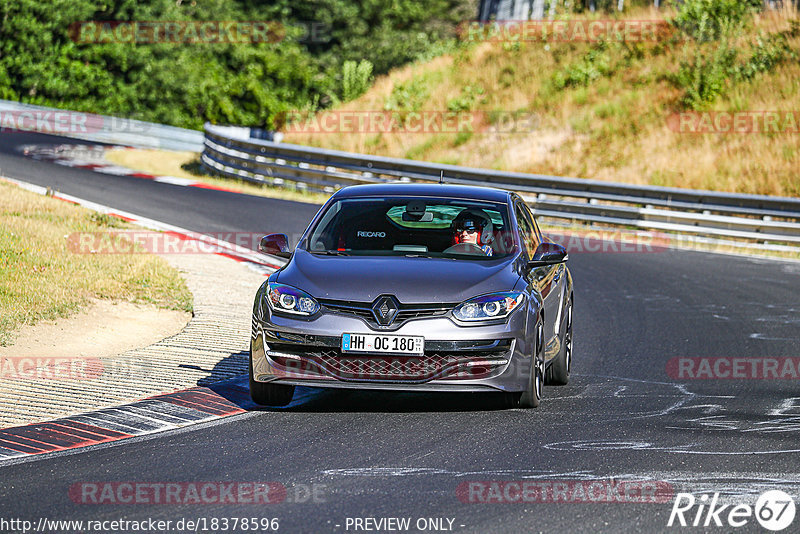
[546, 295, 573, 386]
[506, 319, 543, 409]
[249, 353, 295, 406]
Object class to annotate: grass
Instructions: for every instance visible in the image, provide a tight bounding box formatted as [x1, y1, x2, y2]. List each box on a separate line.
[0, 181, 193, 346]
[282, 7, 800, 197]
[104, 148, 330, 205]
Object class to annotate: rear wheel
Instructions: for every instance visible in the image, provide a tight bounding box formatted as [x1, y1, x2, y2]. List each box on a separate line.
[506, 318, 543, 409]
[546, 295, 573, 386]
[249, 353, 295, 406]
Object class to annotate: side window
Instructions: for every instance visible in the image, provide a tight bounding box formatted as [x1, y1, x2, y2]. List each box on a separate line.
[520, 203, 542, 248]
[514, 204, 536, 258]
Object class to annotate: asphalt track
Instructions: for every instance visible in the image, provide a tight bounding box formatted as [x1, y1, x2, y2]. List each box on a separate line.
[1, 131, 799, 533]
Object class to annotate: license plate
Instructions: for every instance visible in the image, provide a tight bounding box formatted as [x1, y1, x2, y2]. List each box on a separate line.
[342, 333, 424, 355]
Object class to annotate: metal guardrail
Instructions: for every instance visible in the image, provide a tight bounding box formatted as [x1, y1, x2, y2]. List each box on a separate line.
[202, 122, 800, 248]
[0, 99, 204, 152]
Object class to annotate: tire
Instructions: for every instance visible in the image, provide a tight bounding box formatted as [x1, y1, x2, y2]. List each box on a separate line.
[249, 353, 295, 407]
[546, 295, 573, 386]
[506, 318, 543, 409]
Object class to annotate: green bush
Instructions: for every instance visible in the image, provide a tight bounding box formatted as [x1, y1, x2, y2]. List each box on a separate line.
[553, 48, 613, 89]
[734, 33, 796, 81]
[671, 0, 760, 41]
[383, 77, 432, 112]
[446, 85, 485, 112]
[676, 44, 738, 109]
[341, 59, 373, 102]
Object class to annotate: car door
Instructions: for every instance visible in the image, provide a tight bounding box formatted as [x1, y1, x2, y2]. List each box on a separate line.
[515, 199, 562, 353]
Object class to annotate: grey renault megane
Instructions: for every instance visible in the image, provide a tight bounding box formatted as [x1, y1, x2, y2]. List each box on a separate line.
[250, 183, 573, 408]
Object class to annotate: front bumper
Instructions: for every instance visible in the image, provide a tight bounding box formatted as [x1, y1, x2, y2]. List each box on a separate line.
[251, 310, 532, 393]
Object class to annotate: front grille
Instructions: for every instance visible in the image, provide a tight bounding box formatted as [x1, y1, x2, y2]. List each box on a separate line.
[319, 299, 453, 329]
[394, 308, 450, 321]
[320, 302, 375, 321]
[324, 354, 458, 381]
[264, 337, 512, 383]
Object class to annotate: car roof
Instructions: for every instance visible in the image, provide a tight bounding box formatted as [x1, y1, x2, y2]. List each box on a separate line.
[331, 183, 513, 203]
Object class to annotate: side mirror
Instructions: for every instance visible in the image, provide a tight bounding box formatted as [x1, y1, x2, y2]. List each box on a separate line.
[527, 242, 568, 268]
[259, 233, 291, 259]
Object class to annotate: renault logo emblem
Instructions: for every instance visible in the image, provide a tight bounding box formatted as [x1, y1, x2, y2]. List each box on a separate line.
[371, 295, 399, 326]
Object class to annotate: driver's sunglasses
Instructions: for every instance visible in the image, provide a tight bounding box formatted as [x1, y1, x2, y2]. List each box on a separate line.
[456, 227, 478, 234]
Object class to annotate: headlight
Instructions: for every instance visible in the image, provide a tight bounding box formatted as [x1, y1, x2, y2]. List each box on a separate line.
[265, 282, 319, 316]
[453, 291, 525, 322]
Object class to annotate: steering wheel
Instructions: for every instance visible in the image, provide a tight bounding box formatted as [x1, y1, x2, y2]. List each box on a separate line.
[443, 242, 488, 255]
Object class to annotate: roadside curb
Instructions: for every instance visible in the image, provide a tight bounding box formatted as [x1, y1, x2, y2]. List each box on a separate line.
[0, 380, 254, 461]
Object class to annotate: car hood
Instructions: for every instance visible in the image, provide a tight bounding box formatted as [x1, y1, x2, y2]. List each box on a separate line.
[276, 249, 521, 304]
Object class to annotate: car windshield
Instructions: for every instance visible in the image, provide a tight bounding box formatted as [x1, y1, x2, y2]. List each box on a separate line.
[306, 197, 517, 260]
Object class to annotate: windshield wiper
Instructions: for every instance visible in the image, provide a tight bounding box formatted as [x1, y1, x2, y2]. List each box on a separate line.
[314, 250, 350, 256]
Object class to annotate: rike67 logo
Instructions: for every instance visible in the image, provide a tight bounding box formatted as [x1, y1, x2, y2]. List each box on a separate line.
[668, 490, 796, 531]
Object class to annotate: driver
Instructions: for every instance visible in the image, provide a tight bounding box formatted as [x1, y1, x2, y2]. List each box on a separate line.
[451, 208, 494, 256]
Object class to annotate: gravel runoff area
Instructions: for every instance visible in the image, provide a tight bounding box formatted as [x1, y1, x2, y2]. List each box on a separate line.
[0, 252, 268, 428]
